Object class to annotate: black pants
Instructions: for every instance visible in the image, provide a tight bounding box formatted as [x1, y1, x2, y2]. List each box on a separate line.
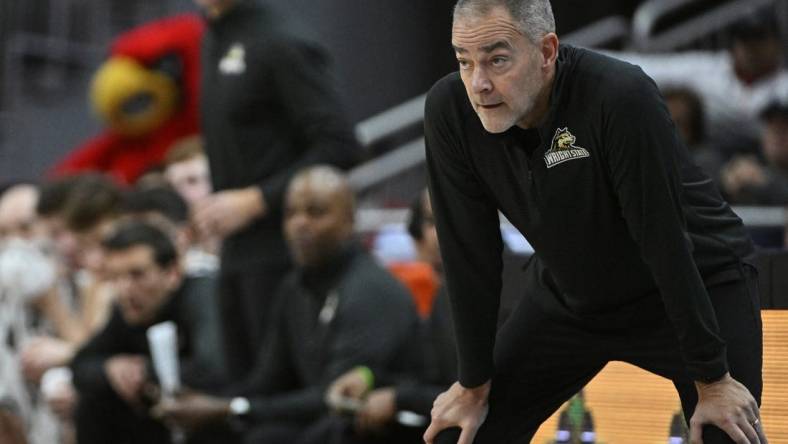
[437, 265, 763, 443]
[219, 261, 291, 382]
[75, 392, 170, 444]
[244, 416, 425, 444]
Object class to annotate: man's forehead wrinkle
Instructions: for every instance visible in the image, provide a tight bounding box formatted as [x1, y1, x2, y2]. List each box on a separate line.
[481, 41, 514, 53]
[452, 19, 522, 52]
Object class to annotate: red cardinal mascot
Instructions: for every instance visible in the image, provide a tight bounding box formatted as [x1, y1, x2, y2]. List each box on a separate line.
[51, 14, 203, 184]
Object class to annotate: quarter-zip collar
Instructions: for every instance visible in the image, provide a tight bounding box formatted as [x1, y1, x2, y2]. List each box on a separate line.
[498, 45, 572, 153]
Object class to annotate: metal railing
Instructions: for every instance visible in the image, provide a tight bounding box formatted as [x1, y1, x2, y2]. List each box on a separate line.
[632, 0, 777, 52]
[561, 15, 630, 48]
[354, 95, 426, 148]
[348, 138, 425, 192]
[355, 206, 788, 234]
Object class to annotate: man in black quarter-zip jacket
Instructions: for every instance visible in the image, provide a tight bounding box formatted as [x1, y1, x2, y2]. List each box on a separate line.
[423, 1, 766, 444]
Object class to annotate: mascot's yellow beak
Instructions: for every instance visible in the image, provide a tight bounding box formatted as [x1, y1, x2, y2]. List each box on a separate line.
[90, 56, 178, 137]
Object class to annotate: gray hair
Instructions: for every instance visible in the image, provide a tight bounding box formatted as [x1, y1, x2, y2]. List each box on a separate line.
[453, 0, 555, 43]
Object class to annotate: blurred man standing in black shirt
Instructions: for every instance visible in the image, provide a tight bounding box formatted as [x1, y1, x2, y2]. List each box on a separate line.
[423, 1, 765, 443]
[193, 0, 362, 381]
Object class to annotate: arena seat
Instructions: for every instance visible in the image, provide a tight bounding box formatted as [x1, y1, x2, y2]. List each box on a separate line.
[531, 310, 788, 443]
[387, 261, 439, 319]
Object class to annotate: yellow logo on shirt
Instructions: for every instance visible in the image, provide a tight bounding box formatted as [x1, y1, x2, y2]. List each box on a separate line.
[219, 43, 246, 75]
[544, 127, 590, 168]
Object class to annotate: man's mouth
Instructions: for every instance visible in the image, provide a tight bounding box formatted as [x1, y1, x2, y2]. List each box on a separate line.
[478, 103, 503, 110]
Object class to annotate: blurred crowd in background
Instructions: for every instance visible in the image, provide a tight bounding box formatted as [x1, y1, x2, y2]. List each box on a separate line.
[0, 0, 786, 443]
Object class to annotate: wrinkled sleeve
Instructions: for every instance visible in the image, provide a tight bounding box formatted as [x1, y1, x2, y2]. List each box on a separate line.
[424, 81, 503, 388]
[602, 68, 727, 382]
[70, 308, 126, 395]
[256, 37, 362, 212]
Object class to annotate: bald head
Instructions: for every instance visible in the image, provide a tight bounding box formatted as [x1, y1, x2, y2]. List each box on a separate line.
[0, 184, 40, 241]
[284, 166, 355, 267]
[287, 166, 355, 219]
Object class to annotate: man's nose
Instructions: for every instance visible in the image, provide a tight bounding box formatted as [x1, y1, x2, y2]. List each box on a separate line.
[287, 214, 310, 233]
[471, 67, 492, 95]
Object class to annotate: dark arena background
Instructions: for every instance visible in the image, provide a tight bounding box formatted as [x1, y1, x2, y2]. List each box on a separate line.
[1, 0, 787, 443]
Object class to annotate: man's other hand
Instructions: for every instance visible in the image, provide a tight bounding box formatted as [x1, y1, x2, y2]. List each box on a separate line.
[104, 354, 147, 405]
[356, 388, 397, 434]
[151, 391, 231, 431]
[194, 187, 265, 238]
[690, 373, 767, 444]
[424, 381, 490, 444]
[325, 367, 371, 413]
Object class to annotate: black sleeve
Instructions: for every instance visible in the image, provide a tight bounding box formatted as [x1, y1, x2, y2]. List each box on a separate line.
[226, 288, 297, 398]
[243, 268, 419, 423]
[395, 383, 446, 416]
[70, 308, 127, 395]
[246, 387, 324, 423]
[320, 279, 418, 384]
[602, 69, 727, 382]
[424, 81, 503, 388]
[256, 37, 362, 212]
[230, 297, 328, 423]
[179, 277, 228, 391]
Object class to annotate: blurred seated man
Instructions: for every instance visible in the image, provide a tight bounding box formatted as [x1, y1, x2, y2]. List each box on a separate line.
[721, 100, 788, 205]
[609, 13, 788, 155]
[155, 166, 419, 444]
[163, 136, 212, 210]
[161, 136, 219, 256]
[326, 190, 456, 443]
[70, 221, 225, 444]
[383, 190, 443, 319]
[122, 185, 218, 277]
[0, 183, 41, 241]
[20, 174, 125, 386]
[0, 183, 54, 440]
[662, 87, 724, 183]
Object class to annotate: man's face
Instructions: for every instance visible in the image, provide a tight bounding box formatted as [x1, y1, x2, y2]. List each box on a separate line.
[732, 38, 782, 83]
[0, 186, 40, 242]
[452, 7, 549, 133]
[105, 245, 178, 325]
[41, 216, 80, 270]
[763, 117, 788, 170]
[665, 96, 694, 146]
[165, 156, 212, 207]
[283, 181, 352, 268]
[74, 218, 117, 277]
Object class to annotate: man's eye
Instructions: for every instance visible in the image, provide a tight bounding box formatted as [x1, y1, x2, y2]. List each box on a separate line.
[491, 57, 508, 67]
[457, 59, 471, 70]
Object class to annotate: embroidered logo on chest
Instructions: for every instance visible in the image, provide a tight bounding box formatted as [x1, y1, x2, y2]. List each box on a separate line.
[219, 43, 246, 75]
[544, 127, 590, 168]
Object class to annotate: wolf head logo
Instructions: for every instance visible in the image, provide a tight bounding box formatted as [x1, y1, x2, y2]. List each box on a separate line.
[553, 129, 576, 151]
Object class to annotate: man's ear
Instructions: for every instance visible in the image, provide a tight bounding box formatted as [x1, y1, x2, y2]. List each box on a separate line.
[165, 262, 183, 290]
[540, 33, 559, 70]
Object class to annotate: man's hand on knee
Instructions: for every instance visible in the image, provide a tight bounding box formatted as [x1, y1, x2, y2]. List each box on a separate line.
[690, 373, 766, 444]
[423, 381, 490, 444]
